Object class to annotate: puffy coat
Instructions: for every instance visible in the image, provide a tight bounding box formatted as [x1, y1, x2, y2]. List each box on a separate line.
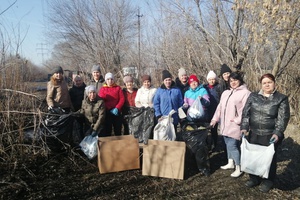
[135, 86, 157, 108]
[212, 84, 250, 140]
[46, 77, 72, 109]
[204, 83, 220, 120]
[153, 82, 183, 125]
[78, 96, 106, 132]
[99, 84, 125, 111]
[184, 84, 210, 121]
[241, 90, 290, 139]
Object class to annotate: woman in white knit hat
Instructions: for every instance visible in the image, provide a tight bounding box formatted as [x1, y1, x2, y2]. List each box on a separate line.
[204, 70, 220, 151]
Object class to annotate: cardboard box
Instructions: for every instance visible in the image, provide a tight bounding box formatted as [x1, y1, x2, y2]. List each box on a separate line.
[97, 135, 140, 174]
[142, 139, 186, 180]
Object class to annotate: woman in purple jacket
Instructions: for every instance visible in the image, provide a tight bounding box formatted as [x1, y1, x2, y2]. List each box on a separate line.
[210, 72, 250, 178]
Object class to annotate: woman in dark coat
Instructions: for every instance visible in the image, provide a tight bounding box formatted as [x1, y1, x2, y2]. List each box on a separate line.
[241, 73, 290, 193]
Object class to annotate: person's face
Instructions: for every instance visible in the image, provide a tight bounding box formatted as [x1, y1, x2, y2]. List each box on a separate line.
[54, 72, 63, 80]
[261, 77, 275, 94]
[163, 78, 172, 88]
[143, 80, 151, 89]
[230, 78, 241, 89]
[125, 81, 133, 90]
[222, 72, 230, 81]
[106, 78, 114, 86]
[180, 74, 188, 84]
[88, 91, 97, 101]
[207, 78, 216, 86]
[74, 78, 83, 87]
[189, 81, 199, 89]
[92, 71, 101, 81]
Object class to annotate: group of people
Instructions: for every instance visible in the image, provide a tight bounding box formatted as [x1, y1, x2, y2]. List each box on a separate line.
[46, 63, 290, 193]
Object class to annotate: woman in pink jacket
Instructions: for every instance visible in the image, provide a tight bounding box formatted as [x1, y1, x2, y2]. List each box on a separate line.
[210, 72, 250, 178]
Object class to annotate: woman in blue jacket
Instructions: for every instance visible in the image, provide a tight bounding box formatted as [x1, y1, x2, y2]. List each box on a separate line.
[153, 70, 183, 128]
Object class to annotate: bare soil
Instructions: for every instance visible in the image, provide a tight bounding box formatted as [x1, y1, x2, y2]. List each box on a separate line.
[0, 124, 299, 200]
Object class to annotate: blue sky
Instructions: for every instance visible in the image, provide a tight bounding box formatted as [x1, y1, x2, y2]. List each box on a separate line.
[0, 0, 152, 67]
[1, 0, 51, 66]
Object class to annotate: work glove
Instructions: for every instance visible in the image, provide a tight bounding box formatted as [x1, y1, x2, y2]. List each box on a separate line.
[110, 108, 119, 116]
[91, 131, 98, 137]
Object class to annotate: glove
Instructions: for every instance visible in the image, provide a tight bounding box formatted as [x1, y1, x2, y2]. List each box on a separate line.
[110, 108, 119, 116]
[91, 131, 98, 137]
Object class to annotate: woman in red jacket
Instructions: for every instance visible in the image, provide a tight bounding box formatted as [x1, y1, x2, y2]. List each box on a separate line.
[99, 72, 125, 136]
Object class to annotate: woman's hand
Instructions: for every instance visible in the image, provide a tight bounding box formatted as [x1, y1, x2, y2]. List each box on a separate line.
[270, 134, 279, 143]
[210, 120, 217, 128]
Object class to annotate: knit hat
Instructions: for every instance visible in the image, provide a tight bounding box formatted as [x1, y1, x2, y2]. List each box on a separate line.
[162, 70, 172, 80]
[220, 64, 232, 75]
[188, 74, 200, 85]
[85, 85, 96, 95]
[52, 66, 63, 74]
[123, 75, 133, 83]
[141, 75, 151, 82]
[178, 68, 187, 78]
[91, 64, 101, 73]
[105, 72, 114, 80]
[206, 70, 217, 81]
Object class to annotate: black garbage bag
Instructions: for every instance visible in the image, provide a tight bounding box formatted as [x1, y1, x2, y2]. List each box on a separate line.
[43, 112, 74, 152]
[124, 107, 155, 144]
[182, 127, 210, 171]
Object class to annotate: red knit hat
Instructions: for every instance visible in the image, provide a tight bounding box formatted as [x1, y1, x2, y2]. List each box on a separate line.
[188, 74, 199, 85]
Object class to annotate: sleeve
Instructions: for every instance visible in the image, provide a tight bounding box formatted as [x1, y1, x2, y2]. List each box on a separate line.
[153, 89, 162, 117]
[273, 95, 290, 138]
[46, 82, 55, 107]
[233, 91, 251, 125]
[240, 93, 253, 131]
[135, 89, 142, 108]
[115, 86, 125, 111]
[200, 88, 210, 107]
[93, 100, 106, 132]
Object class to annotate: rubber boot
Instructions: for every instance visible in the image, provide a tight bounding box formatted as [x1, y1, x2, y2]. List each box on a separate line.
[220, 159, 234, 170]
[231, 165, 243, 177]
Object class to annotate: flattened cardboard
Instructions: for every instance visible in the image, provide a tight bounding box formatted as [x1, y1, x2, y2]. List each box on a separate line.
[98, 135, 140, 174]
[142, 139, 186, 180]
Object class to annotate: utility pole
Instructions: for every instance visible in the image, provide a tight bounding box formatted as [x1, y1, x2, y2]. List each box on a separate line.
[36, 43, 48, 64]
[137, 8, 143, 78]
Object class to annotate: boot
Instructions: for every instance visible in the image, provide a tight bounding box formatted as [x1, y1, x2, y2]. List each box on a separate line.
[231, 165, 243, 177]
[220, 159, 234, 170]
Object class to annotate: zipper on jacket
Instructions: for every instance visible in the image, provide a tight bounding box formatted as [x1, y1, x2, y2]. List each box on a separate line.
[222, 90, 234, 134]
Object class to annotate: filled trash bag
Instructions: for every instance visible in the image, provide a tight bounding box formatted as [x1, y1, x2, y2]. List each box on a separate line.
[153, 109, 176, 141]
[181, 124, 209, 171]
[124, 107, 155, 144]
[42, 112, 74, 152]
[79, 135, 98, 159]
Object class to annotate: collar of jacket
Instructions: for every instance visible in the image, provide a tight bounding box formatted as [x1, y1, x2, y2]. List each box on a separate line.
[258, 88, 276, 96]
[188, 84, 204, 92]
[103, 83, 118, 88]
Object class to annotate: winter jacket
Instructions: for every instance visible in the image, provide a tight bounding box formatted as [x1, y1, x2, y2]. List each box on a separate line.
[123, 88, 138, 107]
[46, 77, 72, 109]
[241, 90, 290, 139]
[204, 83, 220, 120]
[153, 81, 183, 125]
[135, 86, 157, 108]
[212, 84, 250, 140]
[175, 77, 189, 98]
[184, 84, 210, 121]
[78, 96, 106, 133]
[216, 79, 230, 97]
[99, 83, 125, 111]
[69, 82, 86, 111]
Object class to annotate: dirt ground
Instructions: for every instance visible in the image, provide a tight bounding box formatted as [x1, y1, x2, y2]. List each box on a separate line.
[0, 123, 300, 200]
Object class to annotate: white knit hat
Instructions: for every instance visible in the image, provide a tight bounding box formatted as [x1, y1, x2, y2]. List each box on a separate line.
[206, 70, 217, 81]
[105, 72, 114, 80]
[178, 68, 187, 77]
[85, 85, 96, 95]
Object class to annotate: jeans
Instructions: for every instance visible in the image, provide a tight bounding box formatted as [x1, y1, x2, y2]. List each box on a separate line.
[223, 136, 241, 165]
